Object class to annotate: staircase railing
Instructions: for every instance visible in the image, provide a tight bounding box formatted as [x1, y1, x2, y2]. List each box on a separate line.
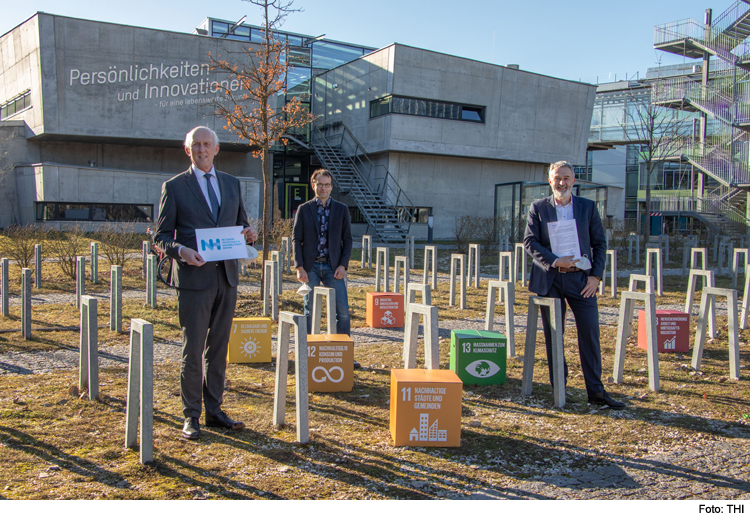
[649, 194, 750, 231]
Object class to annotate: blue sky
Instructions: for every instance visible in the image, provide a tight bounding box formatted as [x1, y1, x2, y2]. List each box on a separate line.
[2, 0, 719, 83]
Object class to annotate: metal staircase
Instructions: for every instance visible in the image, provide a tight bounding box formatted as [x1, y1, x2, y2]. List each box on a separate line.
[650, 0, 750, 237]
[310, 122, 414, 243]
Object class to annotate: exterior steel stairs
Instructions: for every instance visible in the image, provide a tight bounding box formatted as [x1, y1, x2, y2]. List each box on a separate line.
[310, 123, 414, 243]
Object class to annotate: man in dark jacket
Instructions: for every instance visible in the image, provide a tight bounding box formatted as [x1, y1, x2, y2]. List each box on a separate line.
[524, 160, 624, 409]
[292, 168, 353, 334]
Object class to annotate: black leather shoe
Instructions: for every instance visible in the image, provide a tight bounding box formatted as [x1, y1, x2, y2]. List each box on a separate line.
[205, 410, 245, 430]
[588, 391, 626, 410]
[182, 417, 201, 440]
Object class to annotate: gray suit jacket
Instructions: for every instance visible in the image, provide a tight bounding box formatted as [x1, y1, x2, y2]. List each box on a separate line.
[155, 167, 250, 290]
[523, 195, 606, 296]
[292, 198, 352, 272]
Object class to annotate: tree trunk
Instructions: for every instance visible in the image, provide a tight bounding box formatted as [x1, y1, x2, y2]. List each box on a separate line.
[260, 146, 272, 300]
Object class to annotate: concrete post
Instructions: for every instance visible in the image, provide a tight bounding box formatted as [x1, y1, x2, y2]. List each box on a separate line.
[262, 260, 279, 321]
[690, 247, 708, 287]
[90, 242, 99, 284]
[375, 247, 390, 292]
[1, 258, 8, 317]
[394, 256, 410, 294]
[718, 241, 733, 276]
[449, 254, 467, 309]
[79, 296, 99, 400]
[110, 265, 123, 333]
[405, 283, 431, 310]
[498, 251, 514, 282]
[273, 312, 309, 443]
[682, 241, 698, 277]
[21, 268, 31, 340]
[146, 254, 157, 308]
[657, 234, 670, 262]
[712, 235, 728, 263]
[628, 273, 655, 294]
[600, 249, 617, 298]
[612, 291, 659, 391]
[513, 243, 527, 286]
[361, 235, 372, 269]
[498, 235, 509, 253]
[142, 241, 150, 278]
[685, 269, 716, 338]
[522, 296, 565, 408]
[125, 319, 154, 464]
[423, 245, 437, 289]
[691, 287, 740, 380]
[403, 303, 440, 369]
[467, 244, 480, 288]
[484, 280, 515, 357]
[741, 265, 750, 330]
[645, 247, 663, 296]
[732, 248, 748, 289]
[405, 236, 415, 269]
[34, 244, 42, 289]
[628, 234, 640, 264]
[76, 256, 86, 309]
[271, 251, 282, 296]
[740, 235, 749, 248]
[311, 286, 336, 335]
[281, 237, 292, 273]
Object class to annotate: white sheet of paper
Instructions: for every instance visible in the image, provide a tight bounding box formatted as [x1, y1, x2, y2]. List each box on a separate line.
[195, 226, 248, 262]
[547, 219, 582, 260]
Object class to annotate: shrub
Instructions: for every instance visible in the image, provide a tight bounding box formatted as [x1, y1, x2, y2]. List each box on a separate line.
[96, 222, 145, 267]
[0, 224, 47, 269]
[47, 224, 88, 279]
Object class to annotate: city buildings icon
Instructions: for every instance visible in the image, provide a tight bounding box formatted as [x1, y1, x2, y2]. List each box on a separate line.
[409, 413, 448, 442]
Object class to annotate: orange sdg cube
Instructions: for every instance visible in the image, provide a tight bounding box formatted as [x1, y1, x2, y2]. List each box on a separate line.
[307, 334, 354, 392]
[227, 317, 273, 363]
[366, 292, 404, 328]
[389, 369, 462, 447]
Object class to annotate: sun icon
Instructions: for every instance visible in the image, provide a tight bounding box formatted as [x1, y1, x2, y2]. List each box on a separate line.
[240, 337, 259, 358]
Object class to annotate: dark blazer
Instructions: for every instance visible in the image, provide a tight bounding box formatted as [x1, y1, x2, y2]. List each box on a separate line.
[524, 194, 606, 296]
[155, 167, 250, 290]
[292, 197, 353, 272]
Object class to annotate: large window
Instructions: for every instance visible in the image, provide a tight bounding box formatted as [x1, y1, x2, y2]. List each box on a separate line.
[36, 203, 154, 222]
[1, 90, 31, 120]
[370, 95, 485, 123]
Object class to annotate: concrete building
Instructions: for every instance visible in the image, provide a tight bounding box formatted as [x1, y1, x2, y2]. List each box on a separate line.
[1, 12, 596, 241]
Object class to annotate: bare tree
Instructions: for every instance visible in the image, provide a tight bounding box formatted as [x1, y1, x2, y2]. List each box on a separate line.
[209, 0, 315, 289]
[622, 77, 691, 251]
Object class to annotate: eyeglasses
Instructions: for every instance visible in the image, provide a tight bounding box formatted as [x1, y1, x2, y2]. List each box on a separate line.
[315, 182, 332, 188]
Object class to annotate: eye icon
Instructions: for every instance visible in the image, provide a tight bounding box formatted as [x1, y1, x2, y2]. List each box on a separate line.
[465, 360, 500, 378]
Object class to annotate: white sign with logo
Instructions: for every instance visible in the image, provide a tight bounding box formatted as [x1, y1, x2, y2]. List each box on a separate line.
[195, 226, 248, 262]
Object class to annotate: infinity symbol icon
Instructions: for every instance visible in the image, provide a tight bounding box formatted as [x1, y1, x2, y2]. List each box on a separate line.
[312, 366, 344, 383]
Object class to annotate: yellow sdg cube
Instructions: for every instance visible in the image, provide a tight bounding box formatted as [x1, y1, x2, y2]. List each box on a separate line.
[307, 334, 354, 392]
[227, 317, 273, 363]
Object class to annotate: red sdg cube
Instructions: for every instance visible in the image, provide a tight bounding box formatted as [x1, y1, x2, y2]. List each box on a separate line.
[637, 309, 690, 353]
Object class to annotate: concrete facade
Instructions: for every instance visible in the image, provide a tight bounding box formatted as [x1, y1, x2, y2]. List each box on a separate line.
[0, 13, 262, 228]
[312, 45, 595, 236]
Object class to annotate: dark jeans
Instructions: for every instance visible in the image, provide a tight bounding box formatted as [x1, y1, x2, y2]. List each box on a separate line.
[539, 271, 604, 397]
[303, 261, 351, 335]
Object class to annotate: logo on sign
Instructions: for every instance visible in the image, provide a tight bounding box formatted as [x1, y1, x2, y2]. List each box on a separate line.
[465, 359, 501, 378]
[201, 238, 221, 251]
[312, 366, 344, 383]
[381, 310, 396, 326]
[664, 336, 676, 350]
[240, 337, 259, 358]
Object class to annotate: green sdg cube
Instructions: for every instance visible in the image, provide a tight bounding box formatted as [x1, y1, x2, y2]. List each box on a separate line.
[449, 330, 507, 385]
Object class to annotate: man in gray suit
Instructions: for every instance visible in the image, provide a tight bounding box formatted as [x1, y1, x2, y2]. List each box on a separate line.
[524, 160, 624, 409]
[293, 168, 353, 335]
[155, 126, 257, 439]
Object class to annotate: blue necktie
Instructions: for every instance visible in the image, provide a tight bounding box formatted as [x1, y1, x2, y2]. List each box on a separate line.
[204, 173, 219, 223]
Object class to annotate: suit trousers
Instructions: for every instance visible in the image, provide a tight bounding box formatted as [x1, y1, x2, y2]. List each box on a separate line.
[177, 261, 238, 418]
[539, 271, 604, 397]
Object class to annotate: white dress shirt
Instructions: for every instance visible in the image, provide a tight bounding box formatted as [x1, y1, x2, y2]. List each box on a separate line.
[192, 164, 222, 211]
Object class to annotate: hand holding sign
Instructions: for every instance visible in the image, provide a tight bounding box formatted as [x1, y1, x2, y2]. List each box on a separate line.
[195, 226, 249, 262]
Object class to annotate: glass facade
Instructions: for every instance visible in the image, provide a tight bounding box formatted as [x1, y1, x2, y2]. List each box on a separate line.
[1, 90, 31, 120]
[36, 202, 153, 222]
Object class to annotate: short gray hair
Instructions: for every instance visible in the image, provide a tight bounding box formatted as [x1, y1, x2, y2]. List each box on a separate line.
[184, 126, 220, 148]
[548, 160, 575, 178]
